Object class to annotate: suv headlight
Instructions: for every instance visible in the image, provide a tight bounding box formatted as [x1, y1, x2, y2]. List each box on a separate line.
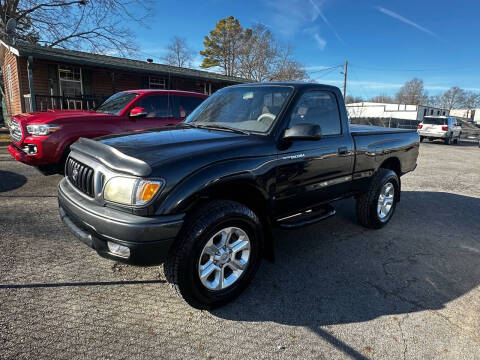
[26, 124, 61, 136]
[103, 177, 164, 206]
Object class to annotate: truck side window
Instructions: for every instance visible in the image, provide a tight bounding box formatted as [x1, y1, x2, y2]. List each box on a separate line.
[137, 95, 171, 118]
[289, 91, 341, 136]
[172, 96, 205, 118]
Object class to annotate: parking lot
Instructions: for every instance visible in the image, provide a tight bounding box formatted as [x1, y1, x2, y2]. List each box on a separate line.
[1, 141, 480, 360]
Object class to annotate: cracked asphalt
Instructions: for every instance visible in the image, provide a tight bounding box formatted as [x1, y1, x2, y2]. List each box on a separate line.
[1, 141, 480, 359]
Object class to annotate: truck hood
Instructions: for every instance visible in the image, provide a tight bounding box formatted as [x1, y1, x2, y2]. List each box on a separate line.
[97, 127, 263, 169]
[14, 109, 115, 125]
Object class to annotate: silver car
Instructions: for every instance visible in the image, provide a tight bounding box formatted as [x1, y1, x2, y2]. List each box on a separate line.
[417, 116, 461, 145]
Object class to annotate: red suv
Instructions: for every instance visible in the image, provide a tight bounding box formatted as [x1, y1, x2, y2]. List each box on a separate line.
[8, 90, 207, 174]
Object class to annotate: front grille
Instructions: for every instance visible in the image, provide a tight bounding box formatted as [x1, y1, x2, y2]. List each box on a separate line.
[66, 157, 95, 197]
[9, 119, 23, 143]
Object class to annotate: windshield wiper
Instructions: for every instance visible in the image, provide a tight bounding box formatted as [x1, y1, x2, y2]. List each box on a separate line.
[195, 124, 250, 135]
[177, 122, 199, 128]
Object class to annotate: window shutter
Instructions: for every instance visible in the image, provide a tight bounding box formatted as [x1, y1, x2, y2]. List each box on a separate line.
[82, 68, 93, 96]
[141, 76, 149, 89]
[47, 64, 59, 96]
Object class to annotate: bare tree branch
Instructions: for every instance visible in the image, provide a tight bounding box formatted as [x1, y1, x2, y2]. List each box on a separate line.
[0, 0, 153, 55]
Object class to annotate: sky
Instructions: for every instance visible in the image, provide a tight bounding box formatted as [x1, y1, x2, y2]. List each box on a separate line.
[130, 0, 480, 99]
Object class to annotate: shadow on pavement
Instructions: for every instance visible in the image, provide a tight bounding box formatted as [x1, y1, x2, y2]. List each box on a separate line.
[213, 191, 480, 359]
[0, 170, 27, 192]
[0, 279, 166, 289]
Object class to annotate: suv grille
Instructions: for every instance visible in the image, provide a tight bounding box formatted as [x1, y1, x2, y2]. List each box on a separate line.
[10, 119, 23, 143]
[66, 158, 95, 197]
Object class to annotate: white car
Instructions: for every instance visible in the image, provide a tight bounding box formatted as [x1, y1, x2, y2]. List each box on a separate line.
[417, 116, 461, 145]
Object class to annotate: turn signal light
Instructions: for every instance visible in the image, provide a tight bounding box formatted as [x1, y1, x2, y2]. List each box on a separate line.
[418, 124, 423, 129]
[139, 182, 160, 202]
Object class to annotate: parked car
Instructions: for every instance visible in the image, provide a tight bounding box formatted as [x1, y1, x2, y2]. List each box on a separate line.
[8, 90, 207, 174]
[417, 116, 461, 144]
[58, 82, 419, 309]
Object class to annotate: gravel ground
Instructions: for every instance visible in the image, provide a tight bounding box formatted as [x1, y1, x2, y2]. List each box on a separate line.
[0, 141, 479, 360]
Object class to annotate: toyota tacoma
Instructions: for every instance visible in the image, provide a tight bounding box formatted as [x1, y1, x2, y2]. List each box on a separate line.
[58, 83, 419, 309]
[8, 90, 207, 174]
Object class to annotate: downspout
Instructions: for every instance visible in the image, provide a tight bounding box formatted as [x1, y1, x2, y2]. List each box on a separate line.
[27, 56, 36, 111]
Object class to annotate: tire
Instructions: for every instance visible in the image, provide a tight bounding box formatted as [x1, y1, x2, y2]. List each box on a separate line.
[164, 200, 263, 309]
[356, 169, 400, 229]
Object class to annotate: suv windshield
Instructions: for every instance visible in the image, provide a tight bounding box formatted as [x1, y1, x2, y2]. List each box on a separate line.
[185, 86, 293, 133]
[96, 92, 138, 115]
[423, 117, 447, 125]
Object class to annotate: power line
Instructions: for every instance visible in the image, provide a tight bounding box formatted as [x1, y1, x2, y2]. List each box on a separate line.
[307, 64, 343, 74]
[350, 63, 475, 73]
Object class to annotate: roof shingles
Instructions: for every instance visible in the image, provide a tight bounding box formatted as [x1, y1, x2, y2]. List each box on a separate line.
[12, 42, 248, 84]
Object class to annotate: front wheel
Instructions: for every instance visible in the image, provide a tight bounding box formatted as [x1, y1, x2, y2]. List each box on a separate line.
[356, 169, 400, 229]
[164, 200, 263, 309]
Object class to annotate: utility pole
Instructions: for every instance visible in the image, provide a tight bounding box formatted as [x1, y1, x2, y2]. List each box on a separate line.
[343, 60, 348, 98]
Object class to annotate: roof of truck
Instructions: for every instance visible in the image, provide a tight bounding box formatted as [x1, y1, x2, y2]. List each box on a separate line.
[122, 89, 208, 97]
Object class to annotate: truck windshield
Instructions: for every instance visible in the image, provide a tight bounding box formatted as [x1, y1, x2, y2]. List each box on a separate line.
[423, 117, 447, 125]
[185, 86, 293, 133]
[96, 92, 138, 115]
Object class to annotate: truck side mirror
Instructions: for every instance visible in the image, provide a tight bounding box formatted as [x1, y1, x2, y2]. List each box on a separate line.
[283, 123, 322, 141]
[129, 107, 147, 118]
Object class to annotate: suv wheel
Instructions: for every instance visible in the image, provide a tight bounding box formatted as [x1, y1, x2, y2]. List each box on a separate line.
[164, 200, 263, 309]
[356, 169, 399, 229]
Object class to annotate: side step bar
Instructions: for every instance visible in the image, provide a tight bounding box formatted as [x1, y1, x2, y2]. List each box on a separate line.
[276, 204, 336, 229]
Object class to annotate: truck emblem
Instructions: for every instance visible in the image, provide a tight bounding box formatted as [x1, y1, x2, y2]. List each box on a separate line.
[72, 168, 79, 181]
[282, 153, 305, 160]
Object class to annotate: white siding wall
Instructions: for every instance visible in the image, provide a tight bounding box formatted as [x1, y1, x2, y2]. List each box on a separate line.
[346, 102, 448, 121]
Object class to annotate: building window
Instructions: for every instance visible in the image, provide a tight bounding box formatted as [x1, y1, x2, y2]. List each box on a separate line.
[7, 64, 13, 101]
[423, 108, 427, 116]
[149, 76, 166, 89]
[430, 109, 433, 115]
[59, 65, 82, 97]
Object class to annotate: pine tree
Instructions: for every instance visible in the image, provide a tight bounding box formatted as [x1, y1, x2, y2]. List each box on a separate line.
[200, 16, 246, 76]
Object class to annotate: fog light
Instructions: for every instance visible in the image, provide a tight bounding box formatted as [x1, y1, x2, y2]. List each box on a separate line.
[107, 241, 130, 258]
[22, 144, 37, 155]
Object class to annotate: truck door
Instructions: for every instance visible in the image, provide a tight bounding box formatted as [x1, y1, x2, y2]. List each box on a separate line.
[126, 94, 178, 131]
[274, 90, 354, 218]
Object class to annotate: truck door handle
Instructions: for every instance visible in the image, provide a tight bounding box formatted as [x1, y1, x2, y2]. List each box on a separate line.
[338, 147, 348, 155]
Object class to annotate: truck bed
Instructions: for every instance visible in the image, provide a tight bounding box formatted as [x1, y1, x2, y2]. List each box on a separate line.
[350, 124, 417, 136]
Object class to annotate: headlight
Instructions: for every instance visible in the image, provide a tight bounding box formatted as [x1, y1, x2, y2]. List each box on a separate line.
[26, 124, 61, 136]
[103, 177, 164, 206]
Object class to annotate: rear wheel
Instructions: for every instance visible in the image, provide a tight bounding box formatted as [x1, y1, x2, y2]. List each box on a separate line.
[164, 200, 263, 309]
[356, 169, 399, 229]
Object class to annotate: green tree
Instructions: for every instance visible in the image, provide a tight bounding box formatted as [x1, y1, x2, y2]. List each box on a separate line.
[200, 16, 247, 76]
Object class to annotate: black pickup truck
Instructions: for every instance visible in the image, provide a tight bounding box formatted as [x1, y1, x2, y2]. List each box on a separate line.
[58, 82, 419, 309]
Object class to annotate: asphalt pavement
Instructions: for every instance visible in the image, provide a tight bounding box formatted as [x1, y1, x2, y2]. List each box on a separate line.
[1, 141, 480, 359]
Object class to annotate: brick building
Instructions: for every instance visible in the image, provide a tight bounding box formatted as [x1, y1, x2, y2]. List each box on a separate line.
[0, 41, 246, 116]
